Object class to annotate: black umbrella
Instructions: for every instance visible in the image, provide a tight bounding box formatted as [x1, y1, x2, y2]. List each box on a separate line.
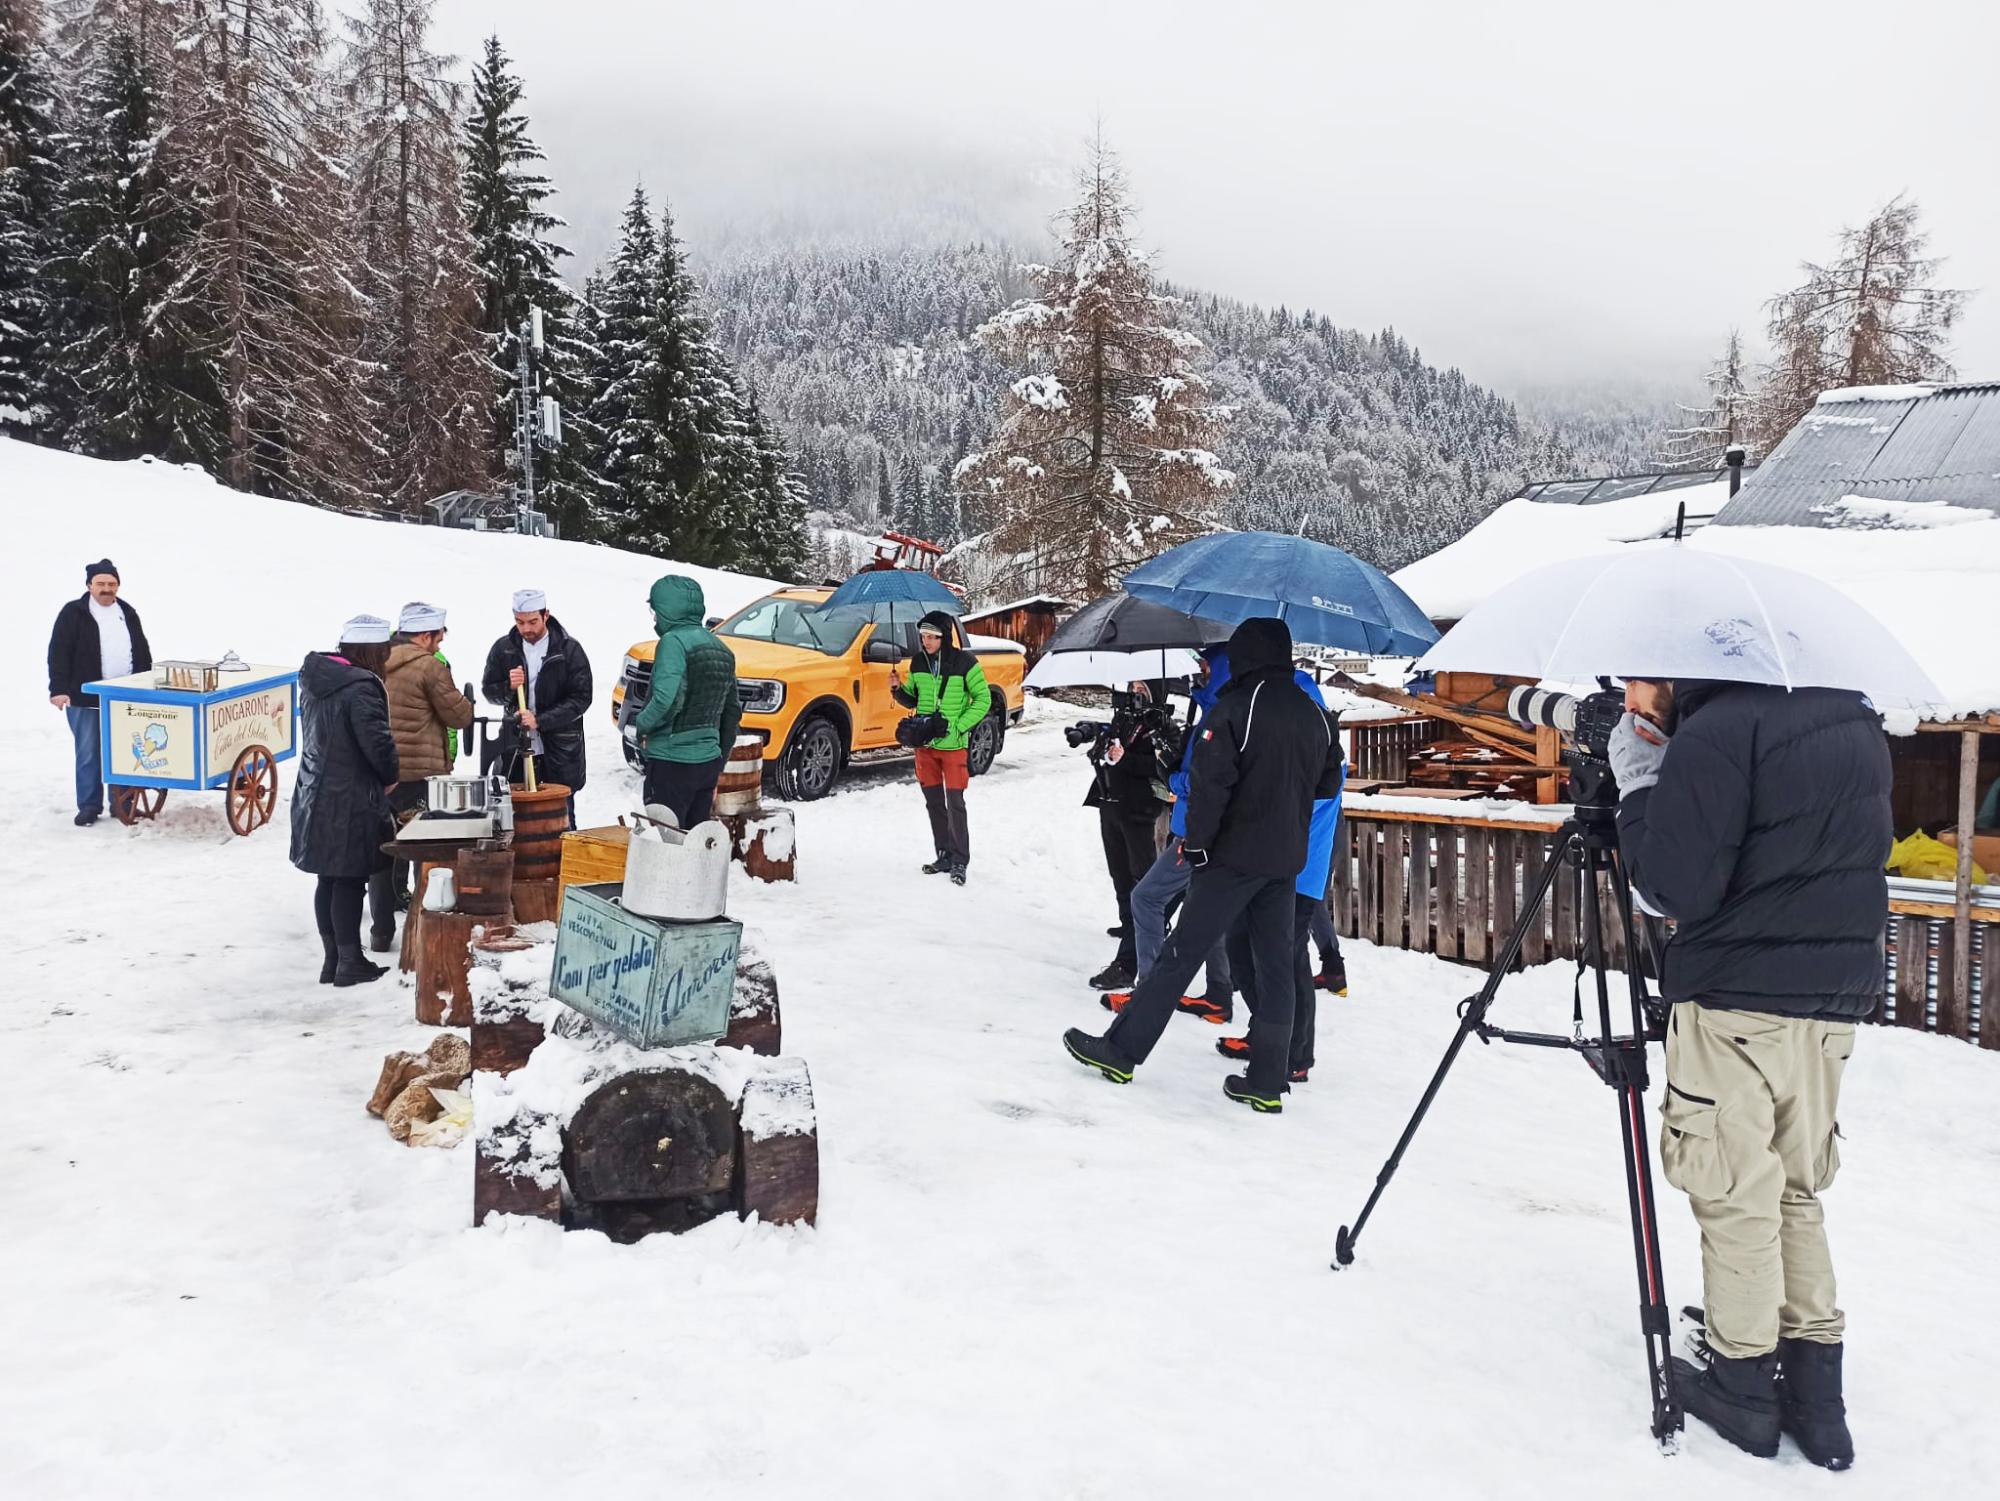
[1042, 593, 1232, 656]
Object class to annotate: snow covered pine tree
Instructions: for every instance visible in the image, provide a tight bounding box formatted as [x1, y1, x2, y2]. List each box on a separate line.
[1659, 330, 1755, 471]
[1757, 195, 1968, 450]
[0, 0, 62, 437]
[956, 137, 1231, 598]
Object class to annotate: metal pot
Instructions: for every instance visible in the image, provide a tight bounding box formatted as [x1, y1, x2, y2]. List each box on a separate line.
[425, 775, 490, 815]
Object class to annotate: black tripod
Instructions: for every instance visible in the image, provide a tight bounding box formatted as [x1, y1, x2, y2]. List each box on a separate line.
[1332, 765, 1684, 1449]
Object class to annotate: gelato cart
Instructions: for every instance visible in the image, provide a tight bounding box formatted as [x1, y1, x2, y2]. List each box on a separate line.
[83, 659, 299, 834]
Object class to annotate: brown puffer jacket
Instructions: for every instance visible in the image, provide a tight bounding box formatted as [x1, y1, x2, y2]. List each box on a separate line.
[382, 642, 475, 781]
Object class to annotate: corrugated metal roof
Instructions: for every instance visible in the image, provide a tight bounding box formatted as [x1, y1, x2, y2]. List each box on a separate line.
[1714, 382, 2000, 527]
[1513, 468, 1746, 506]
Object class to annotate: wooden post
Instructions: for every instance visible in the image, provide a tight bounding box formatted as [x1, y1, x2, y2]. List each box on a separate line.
[1534, 726, 1562, 806]
[415, 911, 479, 1026]
[1894, 918, 1931, 1030]
[1949, 729, 1980, 1040]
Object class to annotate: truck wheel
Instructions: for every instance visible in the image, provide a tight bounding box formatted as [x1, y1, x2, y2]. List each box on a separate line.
[774, 715, 844, 801]
[967, 709, 1005, 777]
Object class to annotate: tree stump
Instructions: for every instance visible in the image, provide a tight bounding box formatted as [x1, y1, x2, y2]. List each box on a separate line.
[736, 1058, 819, 1226]
[724, 951, 782, 1056]
[511, 877, 560, 925]
[415, 911, 479, 1025]
[562, 1069, 739, 1242]
[740, 808, 797, 884]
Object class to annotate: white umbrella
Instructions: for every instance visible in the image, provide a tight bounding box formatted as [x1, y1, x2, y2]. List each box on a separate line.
[1419, 545, 1943, 709]
[1026, 647, 1203, 691]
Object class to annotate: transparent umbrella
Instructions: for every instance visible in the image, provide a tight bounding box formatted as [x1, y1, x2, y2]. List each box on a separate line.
[1418, 545, 1943, 709]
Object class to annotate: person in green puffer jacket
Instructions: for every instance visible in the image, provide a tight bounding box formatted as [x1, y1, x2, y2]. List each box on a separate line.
[633, 575, 742, 828]
[891, 609, 990, 885]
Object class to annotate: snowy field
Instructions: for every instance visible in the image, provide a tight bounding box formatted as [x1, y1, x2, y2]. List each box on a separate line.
[4, 442, 1998, 1497]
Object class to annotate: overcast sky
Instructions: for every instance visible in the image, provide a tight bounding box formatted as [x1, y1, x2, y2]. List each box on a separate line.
[432, 0, 2000, 396]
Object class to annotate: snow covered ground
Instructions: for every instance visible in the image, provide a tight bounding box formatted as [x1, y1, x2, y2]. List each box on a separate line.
[5, 442, 1999, 1497]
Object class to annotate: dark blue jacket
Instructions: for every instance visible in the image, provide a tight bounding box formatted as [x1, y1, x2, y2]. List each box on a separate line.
[1616, 682, 1891, 1021]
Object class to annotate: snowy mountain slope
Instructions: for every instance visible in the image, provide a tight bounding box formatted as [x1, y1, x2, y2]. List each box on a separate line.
[3, 440, 1997, 1497]
[0, 437, 777, 822]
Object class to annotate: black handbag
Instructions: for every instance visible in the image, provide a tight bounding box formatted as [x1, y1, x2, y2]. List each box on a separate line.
[895, 712, 948, 749]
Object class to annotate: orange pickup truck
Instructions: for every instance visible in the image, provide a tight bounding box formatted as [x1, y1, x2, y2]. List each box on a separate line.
[611, 586, 1025, 800]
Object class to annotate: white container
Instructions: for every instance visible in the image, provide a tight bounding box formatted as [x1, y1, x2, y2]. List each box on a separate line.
[421, 867, 457, 912]
[622, 818, 731, 922]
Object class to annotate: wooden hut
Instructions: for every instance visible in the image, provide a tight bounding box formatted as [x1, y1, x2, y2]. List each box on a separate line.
[960, 596, 1075, 664]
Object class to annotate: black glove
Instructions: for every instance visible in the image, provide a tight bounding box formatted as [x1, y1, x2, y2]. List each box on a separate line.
[1183, 846, 1210, 869]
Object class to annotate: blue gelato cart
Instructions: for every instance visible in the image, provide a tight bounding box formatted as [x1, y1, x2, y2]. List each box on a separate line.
[83, 662, 300, 833]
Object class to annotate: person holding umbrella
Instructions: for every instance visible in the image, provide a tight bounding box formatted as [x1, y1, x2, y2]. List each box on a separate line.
[891, 611, 991, 886]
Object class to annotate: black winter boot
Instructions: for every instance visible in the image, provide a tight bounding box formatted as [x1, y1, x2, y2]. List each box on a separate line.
[1089, 961, 1135, 992]
[1778, 1338, 1853, 1470]
[1222, 1073, 1286, 1113]
[1671, 1351, 1780, 1458]
[922, 853, 954, 875]
[1063, 1028, 1137, 1084]
[368, 925, 396, 954]
[318, 935, 339, 985]
[333, 943, 388, 987]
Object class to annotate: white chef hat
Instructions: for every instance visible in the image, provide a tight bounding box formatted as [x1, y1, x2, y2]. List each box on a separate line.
[339, 614, 394, 645]
[398, 601, 447, 632]
[512, 588, 547, 613]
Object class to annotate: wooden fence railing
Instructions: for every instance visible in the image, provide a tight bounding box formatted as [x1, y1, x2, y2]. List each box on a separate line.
[1346, 717, 1443, 783]
[1335, 807, 1999, 1050]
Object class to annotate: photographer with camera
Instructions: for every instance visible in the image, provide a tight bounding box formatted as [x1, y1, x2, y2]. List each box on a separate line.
[1065, 618, 1342, 1112]
[1608, 677, 1890, 1469]
[892, 611, 991, 887]
[1079, 682, 1175, 991]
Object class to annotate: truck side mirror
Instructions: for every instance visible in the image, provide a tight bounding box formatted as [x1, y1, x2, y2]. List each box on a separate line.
[862, 640, 904, 665]
[704, 616, 722, 630]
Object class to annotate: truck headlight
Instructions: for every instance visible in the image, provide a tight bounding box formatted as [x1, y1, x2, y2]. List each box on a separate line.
[738, 678, 785, 715]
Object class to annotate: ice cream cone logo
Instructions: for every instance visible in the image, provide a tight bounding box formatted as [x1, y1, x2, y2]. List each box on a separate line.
[131, 722, 171, 772]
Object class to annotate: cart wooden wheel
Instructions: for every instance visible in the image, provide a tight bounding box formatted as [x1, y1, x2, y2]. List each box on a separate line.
[111, 787, 167, 826]
[226, 744, 279, 836]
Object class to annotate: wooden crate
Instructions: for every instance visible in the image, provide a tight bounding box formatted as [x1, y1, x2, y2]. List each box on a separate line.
[559, 825, 630, 889]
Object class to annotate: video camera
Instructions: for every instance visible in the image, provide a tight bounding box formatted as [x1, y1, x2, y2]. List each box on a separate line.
[1065, 690, 1184, 764]
[1506, 682, 1626, 807]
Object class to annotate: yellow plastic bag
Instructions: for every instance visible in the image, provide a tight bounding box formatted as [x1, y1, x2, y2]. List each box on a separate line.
[1886, 831, 1988, 884]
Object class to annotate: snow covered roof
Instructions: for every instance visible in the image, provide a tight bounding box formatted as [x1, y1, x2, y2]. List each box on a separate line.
[964, 594, 1076, 617]
[1716, 382, 2000, 528]
[1393, 475, 1736, 623]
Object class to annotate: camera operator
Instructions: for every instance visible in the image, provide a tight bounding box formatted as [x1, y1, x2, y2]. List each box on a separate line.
[1608, 676, 1890, 1470]
[1083, 682, 1174, 991]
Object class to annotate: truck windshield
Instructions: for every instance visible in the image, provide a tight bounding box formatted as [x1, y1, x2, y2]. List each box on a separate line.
[717, 598, 871, 657]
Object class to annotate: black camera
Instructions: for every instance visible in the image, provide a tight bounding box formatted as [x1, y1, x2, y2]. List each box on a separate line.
[1065, 719, 1114, 750]
[1507, 683, 1628, 807]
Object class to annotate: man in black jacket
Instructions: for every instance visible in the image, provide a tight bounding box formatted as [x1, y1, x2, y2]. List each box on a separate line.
[1610, 678, 1890, 1470]
[47, 559, 153, 826]
[481, 589, 592, 823]
[1065, 617, 1341, 1112]
[1084, 681, 1170, 991]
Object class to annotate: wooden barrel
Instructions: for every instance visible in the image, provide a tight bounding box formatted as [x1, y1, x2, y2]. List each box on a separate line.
[454, 845, 515, 916]
[712, 735, 764, 818]
[509, 782, 572, 884]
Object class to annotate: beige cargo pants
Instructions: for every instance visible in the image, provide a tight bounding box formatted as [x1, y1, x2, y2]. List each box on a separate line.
[1659, 1001, 1855, 1359]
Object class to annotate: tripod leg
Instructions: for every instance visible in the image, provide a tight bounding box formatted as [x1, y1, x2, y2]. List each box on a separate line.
[1335, 822, 1583, 1267]
[1587, 847, 1681, 1445]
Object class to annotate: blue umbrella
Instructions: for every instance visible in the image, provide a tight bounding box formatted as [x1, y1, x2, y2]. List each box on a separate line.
[820, 569, 963, 613]
[1122, 532, 1440, 656]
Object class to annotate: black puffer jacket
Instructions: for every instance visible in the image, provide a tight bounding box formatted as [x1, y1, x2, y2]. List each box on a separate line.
[290, 652, 400, 878]
[1616, 681, 1892, 1020]
[481, 617, 592, 794]
[1184, 618, 1342, 879]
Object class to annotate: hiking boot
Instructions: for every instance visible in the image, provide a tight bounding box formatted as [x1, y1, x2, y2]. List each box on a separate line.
[1222, 1074, 1285, 1113]
[1090, 962, 1135, 992]
[1064, 1028, 1136, 1084]
[368, 925, 396, 955]
[74, 809, 101, 827]
[1100, 990, 1132, 1014]
[1216, 1033, 1252, 1059]
[949, 860, 968, 887]
[1778, 1338, 1854, 1471]
[1671, 1352, 1780, 1458]
[1288, 1066, 1311, 1085]
[1317, 968, 1348, 996]
[333, 944, 389, 988]
[922, 854, 954, 875]
[1176, 993, 1232, 1025]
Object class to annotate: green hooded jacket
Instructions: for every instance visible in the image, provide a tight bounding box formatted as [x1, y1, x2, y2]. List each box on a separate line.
[891, 641, 992, 752]
[632, 576, 742, 764]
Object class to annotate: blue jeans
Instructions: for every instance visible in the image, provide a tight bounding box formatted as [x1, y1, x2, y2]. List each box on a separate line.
[1131, 836, 1232, 995]
[67, 705, 103, 815]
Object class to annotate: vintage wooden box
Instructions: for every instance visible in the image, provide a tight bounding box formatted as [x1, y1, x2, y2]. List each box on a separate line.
[559, 825, 632, 889]
[549, 882, 740, 1048]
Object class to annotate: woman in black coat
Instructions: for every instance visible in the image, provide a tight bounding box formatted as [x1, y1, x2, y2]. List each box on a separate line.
[290, 621, 401, 986]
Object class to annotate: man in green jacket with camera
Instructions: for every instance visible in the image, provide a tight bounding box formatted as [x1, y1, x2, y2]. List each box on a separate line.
[633, 575, 741, 828]
[891, 610, 990, 885]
